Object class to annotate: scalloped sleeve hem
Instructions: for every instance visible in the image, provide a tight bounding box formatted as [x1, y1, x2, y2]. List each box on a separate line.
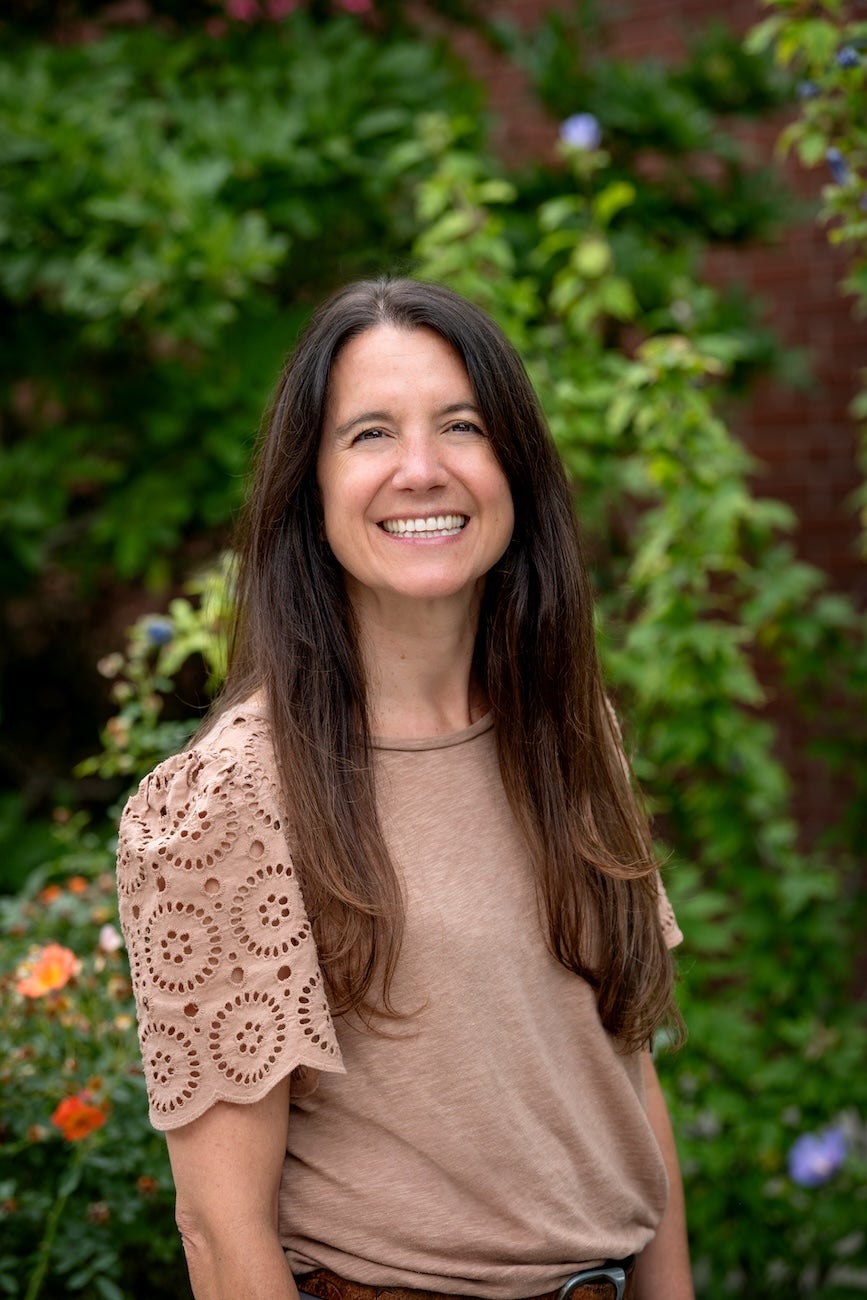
[116, 736, 345, 1133]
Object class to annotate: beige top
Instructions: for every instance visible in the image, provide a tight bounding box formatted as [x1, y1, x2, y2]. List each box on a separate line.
[117, 700, 682, 1298]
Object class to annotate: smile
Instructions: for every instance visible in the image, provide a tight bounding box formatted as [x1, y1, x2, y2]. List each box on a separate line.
[380, 515, 469, 537]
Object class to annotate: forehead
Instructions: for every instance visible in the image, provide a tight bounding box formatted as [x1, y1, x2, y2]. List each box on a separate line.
[325, 325, 473, 411]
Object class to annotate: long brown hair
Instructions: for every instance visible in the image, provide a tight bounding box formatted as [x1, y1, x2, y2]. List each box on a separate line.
[212, 277, 682, 1052]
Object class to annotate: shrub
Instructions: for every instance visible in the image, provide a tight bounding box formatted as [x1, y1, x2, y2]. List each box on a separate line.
[0, 8, 480, 844]
[0, 857, 186, 1299]
[0, 17, 478, 591]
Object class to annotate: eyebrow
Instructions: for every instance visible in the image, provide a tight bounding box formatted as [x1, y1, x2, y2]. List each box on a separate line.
[330, 401, 483, 441]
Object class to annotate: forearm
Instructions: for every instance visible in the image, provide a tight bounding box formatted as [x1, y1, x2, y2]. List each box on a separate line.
[180, 1218, 298, 1300]
[634, 1053, 694, 1300]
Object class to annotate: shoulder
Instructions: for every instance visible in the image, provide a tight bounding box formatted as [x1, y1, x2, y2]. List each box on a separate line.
[118, 695, 281, 868]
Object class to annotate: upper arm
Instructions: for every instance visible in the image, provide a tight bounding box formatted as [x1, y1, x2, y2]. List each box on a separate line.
[641, 1052, 678, 1169]
[167, 1074, 292, 1237]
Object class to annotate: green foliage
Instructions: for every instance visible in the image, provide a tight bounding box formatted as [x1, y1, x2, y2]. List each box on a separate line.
[747, 0, 867, 550]
[0, 854, 186, 1299]
[497, 5, 795, 347]
[78, 555, 235, 786]
[1, 0, 480, 40]
[0, 9, 480, 825]
[0, 18, 478, 590]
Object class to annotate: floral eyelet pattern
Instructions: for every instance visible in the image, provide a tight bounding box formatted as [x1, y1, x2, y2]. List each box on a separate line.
[208, 988, 289, 1085]
[143, 899, 223, 995]
[229, 862, 311, 960]
[116, 704, 344, 1131]
[139, 1019, 203, 1118]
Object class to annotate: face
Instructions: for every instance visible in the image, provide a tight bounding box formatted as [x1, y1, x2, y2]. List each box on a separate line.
[317, 325, 514, 620]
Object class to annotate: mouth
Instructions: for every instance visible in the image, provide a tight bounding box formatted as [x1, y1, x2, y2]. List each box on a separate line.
[379, 514, 469, 538]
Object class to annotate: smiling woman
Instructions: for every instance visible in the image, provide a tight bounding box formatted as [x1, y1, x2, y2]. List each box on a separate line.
[317, 325, 514, 637]
[116, 278, 694, 1300]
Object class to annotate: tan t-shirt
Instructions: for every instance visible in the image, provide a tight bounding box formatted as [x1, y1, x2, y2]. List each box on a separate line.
[117, 701, 682, 1298]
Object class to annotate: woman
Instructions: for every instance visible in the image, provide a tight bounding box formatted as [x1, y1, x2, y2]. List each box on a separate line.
[117, 278, 694, 1300]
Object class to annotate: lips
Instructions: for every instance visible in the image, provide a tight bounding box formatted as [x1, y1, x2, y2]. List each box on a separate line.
[379, 514, 469, 537]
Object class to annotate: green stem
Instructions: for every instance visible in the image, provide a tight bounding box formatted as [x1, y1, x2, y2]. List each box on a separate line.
[23, 1143, 87, 1300]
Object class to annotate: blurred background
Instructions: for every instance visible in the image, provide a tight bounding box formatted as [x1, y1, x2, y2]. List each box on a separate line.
[1, 1, 865, 1296]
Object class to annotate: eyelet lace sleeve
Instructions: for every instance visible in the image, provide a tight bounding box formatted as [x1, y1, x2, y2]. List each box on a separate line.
[116, 737, 344, 1131]
[657, 877, 683, 949]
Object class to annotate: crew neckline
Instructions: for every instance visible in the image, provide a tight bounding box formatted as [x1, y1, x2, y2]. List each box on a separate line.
[230, 694, 495, 753]
[373, 712, 494, 752]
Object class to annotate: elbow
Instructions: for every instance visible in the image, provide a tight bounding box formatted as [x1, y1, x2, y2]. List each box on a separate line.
[175, 1199, 222, 1289]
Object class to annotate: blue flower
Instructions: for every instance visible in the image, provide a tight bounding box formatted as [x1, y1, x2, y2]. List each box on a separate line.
[788, 1128, 846, 1187]
[143, 616, 173, 647]
[825, 147, 850, 184]
[560, 113, 602, 151]
[835, 46, 860, 69]
[796, 79, 820, 99]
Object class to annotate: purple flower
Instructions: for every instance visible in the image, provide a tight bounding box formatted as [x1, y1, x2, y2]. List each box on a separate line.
[788, 1128, 847, 1187]
[835, 46, 860, 70]
[143, 616, 173, 647]
[560, 113, 602, 152]
[825, 147, 850, 184]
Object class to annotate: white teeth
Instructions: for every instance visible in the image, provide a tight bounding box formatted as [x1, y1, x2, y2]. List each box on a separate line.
[382, 515, 468, 537]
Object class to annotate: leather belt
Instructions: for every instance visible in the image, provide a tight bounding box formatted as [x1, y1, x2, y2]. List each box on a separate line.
[297, 1258, 636, 1300]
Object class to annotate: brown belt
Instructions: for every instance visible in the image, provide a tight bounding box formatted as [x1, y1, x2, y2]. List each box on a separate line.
[297, 1259, 636, 1300]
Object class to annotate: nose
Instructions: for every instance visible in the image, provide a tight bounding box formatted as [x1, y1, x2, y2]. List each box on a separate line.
[390, 431, 449, 492]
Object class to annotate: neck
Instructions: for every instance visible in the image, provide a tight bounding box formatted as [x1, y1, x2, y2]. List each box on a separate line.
[351, 591, 485, 740]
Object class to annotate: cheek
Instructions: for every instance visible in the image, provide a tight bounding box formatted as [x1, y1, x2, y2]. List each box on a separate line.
[317, 460, 349, 527]
[317, 461, 377, 559]
[490, 466, 515, 530]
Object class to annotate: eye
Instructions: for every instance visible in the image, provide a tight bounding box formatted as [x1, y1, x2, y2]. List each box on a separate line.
[448, 419, 485, 436]
[351, 427, 387, 444]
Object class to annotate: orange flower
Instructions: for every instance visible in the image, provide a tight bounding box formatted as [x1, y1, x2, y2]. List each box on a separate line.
[51, 1094, 108, 1142]
[16, 943, 80, 998]
[38, 884, 63, 904]
[67, 876, 88, 894]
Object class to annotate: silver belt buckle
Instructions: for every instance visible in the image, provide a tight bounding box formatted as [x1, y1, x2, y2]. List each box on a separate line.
[556, 1263, 628, 1300]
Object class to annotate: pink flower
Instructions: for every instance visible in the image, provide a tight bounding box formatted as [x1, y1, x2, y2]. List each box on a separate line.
[335, 0, 373, 12]
[16, 944, 80, 998]
[98, 924, 123, 954]
[267, 0, 300, 16]
[226, 0, 260, 20]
